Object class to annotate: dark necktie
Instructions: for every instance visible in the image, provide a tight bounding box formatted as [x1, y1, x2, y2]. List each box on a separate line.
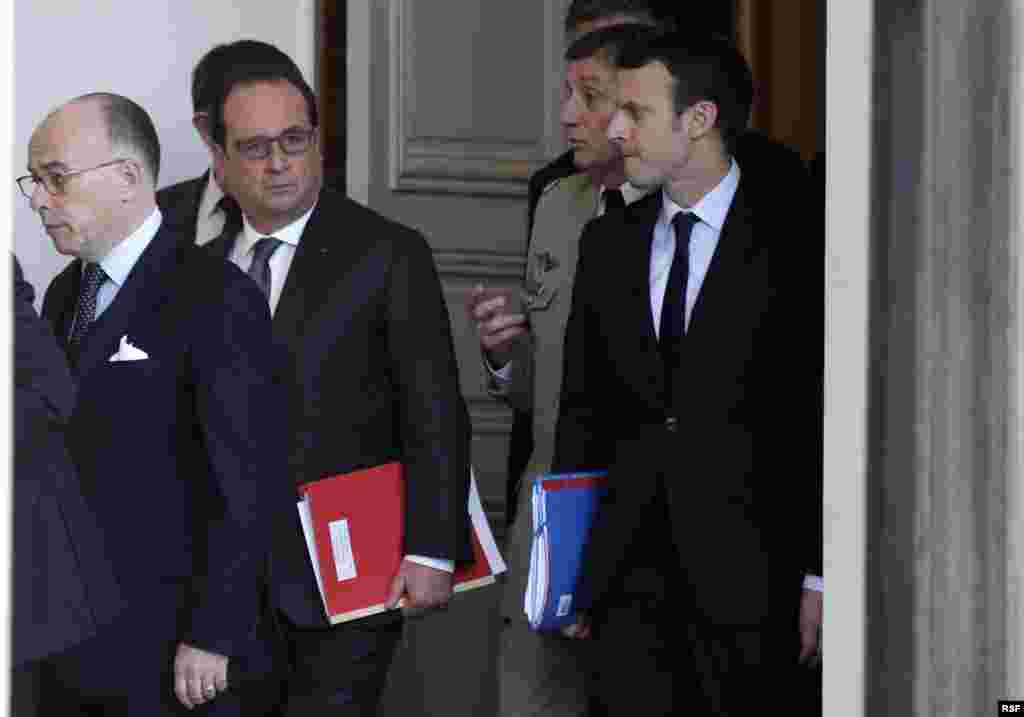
[248, 237, 282, 302]
[209, 195, 243, 257]
[602, 188, 626, 213]
[68, 262, 107, 351]
[659, 212, 700, 379]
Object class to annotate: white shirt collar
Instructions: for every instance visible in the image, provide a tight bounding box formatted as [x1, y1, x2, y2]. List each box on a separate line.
[660, 158, 741, 230]
[94, 207, 163, 287]
[238, 202, 317, 255]
[198, 169, 225, 220]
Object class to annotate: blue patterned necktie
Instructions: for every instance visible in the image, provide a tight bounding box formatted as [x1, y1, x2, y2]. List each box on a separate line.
[68, 262, 107, 351]
[248, 237, 282, 302]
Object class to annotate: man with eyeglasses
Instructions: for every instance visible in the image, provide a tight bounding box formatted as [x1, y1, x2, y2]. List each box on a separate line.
[157, 40, 303, 249]
[21, 91, 287, 716]
[205, 56, 472, 716]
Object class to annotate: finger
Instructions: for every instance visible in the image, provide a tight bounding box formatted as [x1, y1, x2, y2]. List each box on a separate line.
[482, 313, 527, 334]
[387, 574, 406, 608]
[188, 674, 207, 706]
[482, 324, 528, 351]
[202, 679, 218, 701]
[174, 672, 193, 709]
[215, 669, 229, 692]
[798, 628, 816, 662]
[472, 295, 508, 321]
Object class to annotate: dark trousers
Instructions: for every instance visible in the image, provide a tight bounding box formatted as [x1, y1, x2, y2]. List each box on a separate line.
[275, 611, 403, 717]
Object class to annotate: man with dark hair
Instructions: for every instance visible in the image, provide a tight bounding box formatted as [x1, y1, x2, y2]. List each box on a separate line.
[157, 40, 303, 246]
[553, 31, 822, 715]
[205, 53, 472, 716]
[23, 92, 285, 715]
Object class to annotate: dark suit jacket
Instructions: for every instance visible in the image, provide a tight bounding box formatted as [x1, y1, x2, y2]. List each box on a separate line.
[553, 175, 822, 628]
[208, 187, 474, 628]
[13, 257, 122, 667]
[507, 133, 810, 526]
[156, 171, 209, 239]
[41, 220, 288, 664]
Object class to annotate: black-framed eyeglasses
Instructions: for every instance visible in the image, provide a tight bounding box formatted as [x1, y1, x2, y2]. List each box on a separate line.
[16, 159, 128, 199]
[233, 127, 316, 161]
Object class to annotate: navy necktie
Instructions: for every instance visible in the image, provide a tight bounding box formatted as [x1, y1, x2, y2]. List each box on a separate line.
[68, 262, 107, 352]
[602, 188, 626, 213]
[248, 237, 282, 302]
[659, 212, 700, 389]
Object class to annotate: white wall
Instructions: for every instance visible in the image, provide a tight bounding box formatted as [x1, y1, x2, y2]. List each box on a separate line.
[13, 0, 316, 304]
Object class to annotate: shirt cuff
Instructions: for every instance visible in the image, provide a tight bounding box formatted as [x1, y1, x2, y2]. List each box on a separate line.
[802, 575, 824, 592]
[404, 554, 454, 573]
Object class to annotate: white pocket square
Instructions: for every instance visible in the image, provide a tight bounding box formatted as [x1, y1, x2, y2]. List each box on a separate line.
[109, 335, 149, 362]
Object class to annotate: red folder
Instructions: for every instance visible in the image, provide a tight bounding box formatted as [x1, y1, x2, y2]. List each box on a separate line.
[298, 463, 505, 624]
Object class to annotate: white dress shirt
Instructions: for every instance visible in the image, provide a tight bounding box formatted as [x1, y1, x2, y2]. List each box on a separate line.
[228, 205, 313, 316]
[193, 171, 226, 247]
[227, 203, 454, 575]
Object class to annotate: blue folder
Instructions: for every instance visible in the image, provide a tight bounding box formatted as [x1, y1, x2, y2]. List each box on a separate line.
[525, 471, 609, 631]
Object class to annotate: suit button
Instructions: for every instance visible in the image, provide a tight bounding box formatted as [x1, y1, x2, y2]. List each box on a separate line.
[664, 416, 679, 432]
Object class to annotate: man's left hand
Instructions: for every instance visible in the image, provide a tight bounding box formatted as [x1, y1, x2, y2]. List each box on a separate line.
[798, 588, 823, 666]
[174, 642, 229, 710]
[387, 559, 454, 616]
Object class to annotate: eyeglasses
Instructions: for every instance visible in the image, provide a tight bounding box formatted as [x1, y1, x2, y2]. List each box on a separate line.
[233, 127, 316, 161]
[16, 159, 128, 199]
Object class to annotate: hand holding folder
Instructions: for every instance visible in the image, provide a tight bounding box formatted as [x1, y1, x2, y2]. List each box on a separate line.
[297, 463, 506, 624]
[525, 471, 608, 631]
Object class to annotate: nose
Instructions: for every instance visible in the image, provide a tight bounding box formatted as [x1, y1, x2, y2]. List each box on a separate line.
[607, 109, 628, 145]
[560, 90, 579, 128]
[267, 141, 289, 172]
[29, 182, 51, 214]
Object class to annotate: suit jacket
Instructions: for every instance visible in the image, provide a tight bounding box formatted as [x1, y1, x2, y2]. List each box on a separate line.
[508, 133, 810, 526]
[13, 257, 122, 667]
[156, 171, 209, 239]
[208, 187, 474, 628]
[41, 220, 288, 664]
[553, 175, 823, 628]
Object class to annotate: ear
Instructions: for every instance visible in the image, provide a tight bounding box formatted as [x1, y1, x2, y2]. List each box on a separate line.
[686, 100, 720, 141]
[192, 112, 214, 150]
[115, 158, 146, 199]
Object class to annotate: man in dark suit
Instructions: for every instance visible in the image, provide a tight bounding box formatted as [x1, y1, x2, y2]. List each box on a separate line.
[25, 92, 286, 715]
[12, 255, 123, 714]
[157, 40, 303, 245]
[553, 32, 822, 714]
[204, 55, 472, 715]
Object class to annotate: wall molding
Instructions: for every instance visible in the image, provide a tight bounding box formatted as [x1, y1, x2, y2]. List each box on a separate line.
[387, 0, 559, 196]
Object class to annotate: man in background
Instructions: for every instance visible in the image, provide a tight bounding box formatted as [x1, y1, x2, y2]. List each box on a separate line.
[157, 39, 302, 246]
[482, 22, 660, 717]
[205, 52, 472, 715]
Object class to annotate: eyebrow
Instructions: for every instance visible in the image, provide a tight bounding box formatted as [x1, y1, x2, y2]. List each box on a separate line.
[32, 161, 69, 173]
[619, 100, 648, 115]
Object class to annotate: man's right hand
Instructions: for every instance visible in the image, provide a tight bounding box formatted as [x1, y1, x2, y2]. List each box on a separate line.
[466, 285, 528, 368]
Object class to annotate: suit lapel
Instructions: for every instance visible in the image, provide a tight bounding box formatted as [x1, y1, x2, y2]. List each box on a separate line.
[685, 180, 758, 344]
[74, 224, 178, 375]
[50, 262, 83, 353]
[272, 193, 340, 347]
[620, 193, 664, 395]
